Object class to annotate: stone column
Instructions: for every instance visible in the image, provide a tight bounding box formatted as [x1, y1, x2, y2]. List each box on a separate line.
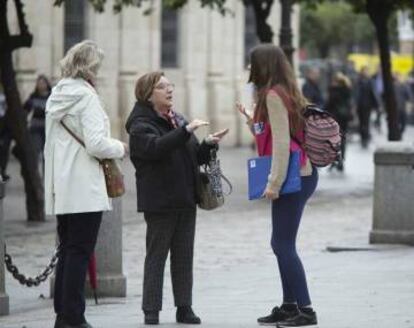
[0, 180, 10, 315]
[85, 198, 127, 298]
[370, 143, 414, 245]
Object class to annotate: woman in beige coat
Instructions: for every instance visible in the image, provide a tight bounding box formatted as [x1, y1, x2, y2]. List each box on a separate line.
[44, 40, 128, 328]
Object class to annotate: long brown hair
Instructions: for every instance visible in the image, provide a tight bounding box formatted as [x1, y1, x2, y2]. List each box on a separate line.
[248, 44, 307, 134]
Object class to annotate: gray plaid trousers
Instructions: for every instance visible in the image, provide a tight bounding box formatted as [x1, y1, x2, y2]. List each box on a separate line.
[142, 209, 196, 311]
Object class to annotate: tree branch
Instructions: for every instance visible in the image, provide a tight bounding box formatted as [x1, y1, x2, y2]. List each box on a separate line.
[14, 0, 30, 35]
[8, 34, 32, 51]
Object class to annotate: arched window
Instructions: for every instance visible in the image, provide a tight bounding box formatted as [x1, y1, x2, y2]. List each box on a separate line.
[64, 0, 86, 52]
[244, 5, 259, 67]
[161, 8, 180, 68]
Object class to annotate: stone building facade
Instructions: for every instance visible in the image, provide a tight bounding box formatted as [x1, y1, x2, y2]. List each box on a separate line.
[11, 0, 300, 145]
[398, 11, 414, 56]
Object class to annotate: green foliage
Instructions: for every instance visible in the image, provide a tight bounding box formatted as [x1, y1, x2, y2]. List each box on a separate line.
[300, 1, 375, 58]
[299, 0, 413, 58]
[346, 0, 414, 13]
[295, 0, 328, 10]
[54, 0, 229, 15]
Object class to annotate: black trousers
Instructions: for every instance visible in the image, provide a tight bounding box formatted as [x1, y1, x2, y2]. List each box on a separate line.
[399, 109, 407, 136]
[337, 118, 349, 160]
[54, 212, 102, 325]
[0, 132, 11, 177]
[142, 209, 196, 311]
[357, 106, 372, 146]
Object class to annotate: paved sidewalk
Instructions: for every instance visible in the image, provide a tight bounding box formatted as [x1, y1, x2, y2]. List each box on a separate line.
[1, 127, 414, 328]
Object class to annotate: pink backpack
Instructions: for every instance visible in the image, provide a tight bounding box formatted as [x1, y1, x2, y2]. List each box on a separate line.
[293, 105, 342, 167]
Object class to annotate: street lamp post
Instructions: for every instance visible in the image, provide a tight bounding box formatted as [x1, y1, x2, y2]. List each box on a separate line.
[279, 0, 294, 65]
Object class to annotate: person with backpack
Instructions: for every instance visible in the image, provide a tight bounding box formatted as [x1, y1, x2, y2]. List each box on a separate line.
[237, 44, 323, 327]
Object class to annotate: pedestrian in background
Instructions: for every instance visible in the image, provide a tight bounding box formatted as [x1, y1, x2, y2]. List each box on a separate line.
[355, 66, 378, 148]
[408, 70, 414, 125]
[24, 74, 51, 170]
[0, 84, 11, 181]
[372, 67, 384, 132]
[302, 67, 324, 109]
[409, 70, 414, 97]
[393, 73, 413, 138]
[326, 72, 353, 172]
[237, 44, 318, 327]
[126, 71, 228, 325]
[44, 40, 128, 328]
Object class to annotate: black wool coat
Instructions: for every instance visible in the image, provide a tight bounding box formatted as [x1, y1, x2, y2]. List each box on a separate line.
[125, 101, 216, 213]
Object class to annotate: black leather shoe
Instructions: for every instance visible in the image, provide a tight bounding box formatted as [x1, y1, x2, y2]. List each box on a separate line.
[63, 323, 93, 328]
[176, 306, 201, 324]
[144, 311, 159, 325]
[54, 314, 65, 328]
[276, 310, 317, 327]
[54, 313, 92, 328]
[257, 305, 298, 325]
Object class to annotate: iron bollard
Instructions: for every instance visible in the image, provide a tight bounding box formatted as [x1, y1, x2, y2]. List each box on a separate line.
[0, 179, 10, 315]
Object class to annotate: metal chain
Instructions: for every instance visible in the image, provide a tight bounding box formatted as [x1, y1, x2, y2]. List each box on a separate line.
[4, 244, 59, 287]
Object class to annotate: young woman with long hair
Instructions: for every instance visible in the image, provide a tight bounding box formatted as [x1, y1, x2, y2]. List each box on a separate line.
[237, 44, 318, 327]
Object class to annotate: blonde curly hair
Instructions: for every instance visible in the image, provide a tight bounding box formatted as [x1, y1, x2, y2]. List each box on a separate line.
[59, 40, 104, 82]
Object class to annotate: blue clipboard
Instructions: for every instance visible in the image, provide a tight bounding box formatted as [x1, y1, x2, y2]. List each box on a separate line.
[247, 151, 302, 200]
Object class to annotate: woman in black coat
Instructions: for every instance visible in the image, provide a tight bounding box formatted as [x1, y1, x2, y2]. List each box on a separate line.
[126, 71, 228, 325]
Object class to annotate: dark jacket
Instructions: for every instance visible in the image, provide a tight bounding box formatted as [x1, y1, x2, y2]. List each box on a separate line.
[394, 80, 412, 113]
[326, 85, 352, 124]
[125, 101, 216, 213]
[355, 76, 378, 110]
[302, 79, 324, 108]
[24, 93, 49, 120]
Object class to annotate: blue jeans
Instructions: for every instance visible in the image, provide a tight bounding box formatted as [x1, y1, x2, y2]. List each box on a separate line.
[271, 168, 318, 306]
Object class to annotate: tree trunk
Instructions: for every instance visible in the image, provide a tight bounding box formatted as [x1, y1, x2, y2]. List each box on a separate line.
[0, 0, 45, 221]
[366, 0, 400, 141]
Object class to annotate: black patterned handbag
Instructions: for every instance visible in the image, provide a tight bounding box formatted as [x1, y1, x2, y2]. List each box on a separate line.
[198, 149, 232, 210]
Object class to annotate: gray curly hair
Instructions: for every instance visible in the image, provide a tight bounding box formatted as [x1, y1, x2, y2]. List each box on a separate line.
[60, 40, 104, 82]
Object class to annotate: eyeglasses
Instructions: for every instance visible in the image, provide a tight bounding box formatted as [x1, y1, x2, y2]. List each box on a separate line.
[154, 83, 175, 91]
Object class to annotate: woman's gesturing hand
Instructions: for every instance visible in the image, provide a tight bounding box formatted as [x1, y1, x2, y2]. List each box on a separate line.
[236, 102, 254, 122]
[205, 128, 229, 144]
[186, 119, 209, 132]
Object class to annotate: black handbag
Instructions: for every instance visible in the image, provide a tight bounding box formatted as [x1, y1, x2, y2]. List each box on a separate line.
[198, 149, 232, 210]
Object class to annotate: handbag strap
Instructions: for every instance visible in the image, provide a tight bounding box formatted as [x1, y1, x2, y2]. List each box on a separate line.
[205, 148, 233, 196]
[60, 120, 103, 165]
[60, 120, 86, 147]
[220, 173, 233, 196]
